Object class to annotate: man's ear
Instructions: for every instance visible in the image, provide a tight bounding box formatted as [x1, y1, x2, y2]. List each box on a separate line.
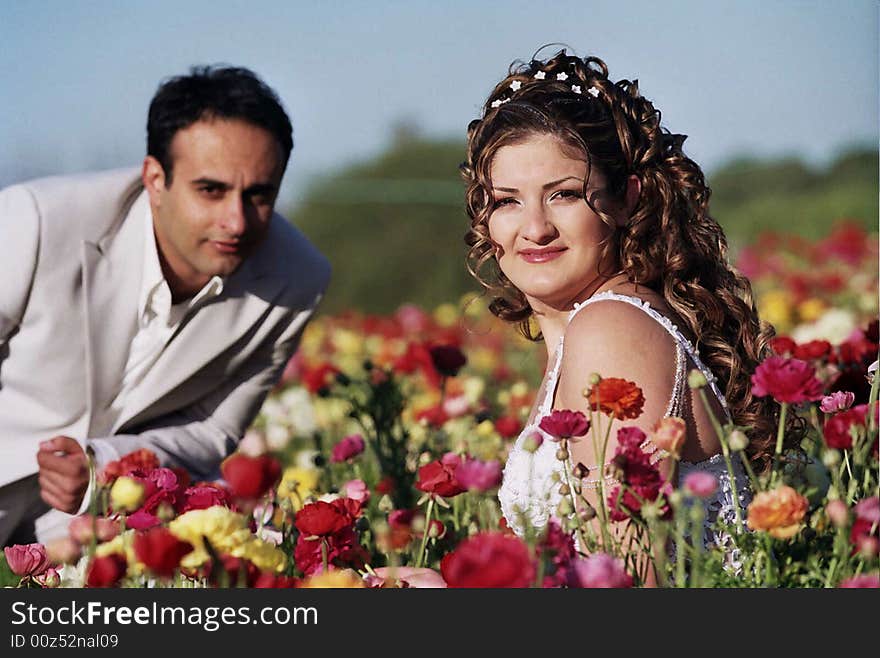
[142, 156, 167, 206]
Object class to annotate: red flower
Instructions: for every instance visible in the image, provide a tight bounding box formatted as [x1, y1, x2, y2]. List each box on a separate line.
[415, 459, 465, 498]
[538, 409, 590, 441]
[133, 527, 193, 579]
[293, 526, 368, 576]
[793, 340, 832, 361]
[770, 336, 797, 356]
[253, 572, 299, 588]
[300, 362, 341, 394]
[86, 554, 127, 588]
[295, 501, 351, 537]
[414, 404, 449, 428]
[823, 404, 868, 450]
[331, 434, 366, 463]
[750, 356, 824, 403]
[537, 520, 577, 588]
[428, 344, 467, 377]
[441, 532, 535, 588]
[375, 476, 396, 495]
[207, 556, 261, 588]
[180, 484, 234, 513]
[98, 448, 160, 486]
[221, 453, 281, 500]
[494, 415, 522, 439]
[850, 496, 879, 556]
[586, 378, 645, 420]
[606, 427, 669, 521]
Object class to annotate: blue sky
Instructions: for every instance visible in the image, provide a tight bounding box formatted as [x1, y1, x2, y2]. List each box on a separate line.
[1, 0, 877, 206]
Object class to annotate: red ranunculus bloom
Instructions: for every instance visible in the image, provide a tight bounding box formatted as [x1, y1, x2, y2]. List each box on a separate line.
[253, 572, 299, 588]
[300, 362, 341, 394]
[793, 340, 832, 361]
[823, 404, 868, 450]
[133, 527, 193, 579]
[98, 448, 160, 486]
[428, 344, 467, 377]
[221, 453, 282, 500]
[331, 434, 366, 463]
[293, 497, 369, 576]
[606, 426, 669, 521]
[850, 496, 879, 556]
[179, 484, 234, 513]
[415, 459, 465, 498]
[86, 554, 128, 588]
[538, 519, 577, 588]
[750, 356, 824, 403]
[539, 409, 590, 441]
[441, 532, 535, 588]
[770, 336, 797, 356]
[295, 501, 351, 537]
[494, 415, 522, 439]
[586, 378, 645, 420]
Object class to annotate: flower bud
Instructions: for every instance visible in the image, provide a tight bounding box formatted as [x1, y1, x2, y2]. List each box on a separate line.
[377, 494, 394, 513]
[555, 448, 568, 462]
[668, 490, 684, 508]
[550, 471, 561, 483]
[822, 449, 841, 468]
[109, 476, 145, 513]
[727, 430, 749, 452]
[558, 483, 570, 496]
[588, 373, 602, 386]
[37, 567, 61, 588]
[573, 462, 590, 480]
[156, 501, 176, 523]
[825, 499, 849, 529]
[688, 369, 707, 389]
[578, 504, 597, 522]
[557, 498, 574, 517]
[523, 432, 544, 453]
[640, 502, 659, 521]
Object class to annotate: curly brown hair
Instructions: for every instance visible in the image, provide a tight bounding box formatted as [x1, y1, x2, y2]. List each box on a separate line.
[461, 49, 801, 472]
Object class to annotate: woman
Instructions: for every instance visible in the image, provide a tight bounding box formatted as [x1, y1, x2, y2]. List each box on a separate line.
[462, 49, 790, 550]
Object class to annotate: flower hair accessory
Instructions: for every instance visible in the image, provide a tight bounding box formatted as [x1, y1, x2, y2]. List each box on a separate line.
[487, 69, 602, 112]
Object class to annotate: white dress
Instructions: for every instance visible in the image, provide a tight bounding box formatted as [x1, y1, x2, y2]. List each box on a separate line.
[498, 291, 751, 551]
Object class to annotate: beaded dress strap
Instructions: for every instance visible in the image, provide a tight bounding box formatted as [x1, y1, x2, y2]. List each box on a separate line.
[560, 291, 731, 420]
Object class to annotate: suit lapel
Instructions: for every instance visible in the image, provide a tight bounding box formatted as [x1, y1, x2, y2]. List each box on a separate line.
[81, 189, 147, 434]
[112, 259, 286, 433]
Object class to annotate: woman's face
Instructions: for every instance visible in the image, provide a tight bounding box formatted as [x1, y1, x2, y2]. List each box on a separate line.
[487, 133, 622, 311]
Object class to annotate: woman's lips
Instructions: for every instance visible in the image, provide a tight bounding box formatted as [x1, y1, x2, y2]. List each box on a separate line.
[518, 247, 566, 263]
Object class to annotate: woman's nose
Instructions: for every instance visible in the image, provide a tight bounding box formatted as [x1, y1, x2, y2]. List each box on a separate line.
[521, 205, 556, 243]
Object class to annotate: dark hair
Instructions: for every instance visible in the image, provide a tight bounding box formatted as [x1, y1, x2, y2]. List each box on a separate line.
[461, 49, 803, 472]
[147, 65, 293, 183]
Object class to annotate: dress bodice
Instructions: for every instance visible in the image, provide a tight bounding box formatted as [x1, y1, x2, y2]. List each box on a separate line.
[497, 291, 751, 553]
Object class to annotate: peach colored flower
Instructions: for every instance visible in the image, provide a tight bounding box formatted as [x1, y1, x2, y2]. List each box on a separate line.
[746, 485, 808, 539]
[585, 377, 645, 420]
[369, 566, 447, 588]
[651, 417, 686, 456]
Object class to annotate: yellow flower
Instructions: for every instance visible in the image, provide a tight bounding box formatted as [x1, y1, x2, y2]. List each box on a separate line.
[470, 348, 498, 373]
[109, 476, 145, 512]
[299, 569, 365, 588]
[332, 329, 364, 357]
[757, 290, 792, 332]
[278, 467, 321, 511]
[796, 298, 826, 323]
[433, 303, 459, 327]
[475, 419, 496, 439]
[746, 485, 808, 539]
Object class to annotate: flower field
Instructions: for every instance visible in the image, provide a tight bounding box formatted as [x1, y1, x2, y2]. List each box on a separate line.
[2, 221, 877, 588]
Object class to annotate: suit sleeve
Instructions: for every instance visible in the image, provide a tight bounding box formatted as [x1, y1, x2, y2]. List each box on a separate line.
[0, 185, 41, 351]
[86, 288, 326, 482]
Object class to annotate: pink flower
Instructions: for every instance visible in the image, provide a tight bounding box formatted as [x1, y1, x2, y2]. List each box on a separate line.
[539, 410, 590, 442]
[454, 458, 503, 492]
[838, 574, 880, 588]
[331, 434, 366, 463]
[750, 356, 824, 404]
[342, 479, 371, 504]
[683, 472, 718, 499]
[820, 391, 855, 414]
[69, 515, 121, 545]
[570, 553, 633, 588]
[369, 567, 447, 588]
[4, 543, 50, 577]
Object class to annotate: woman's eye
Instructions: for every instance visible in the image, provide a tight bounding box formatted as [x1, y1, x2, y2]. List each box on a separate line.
[492, 197, 517, 210]
[553, 189, 583, 201]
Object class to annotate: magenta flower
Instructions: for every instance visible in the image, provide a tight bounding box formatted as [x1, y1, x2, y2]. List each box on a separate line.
[539, 410, 590, 442]
[838, 574, 880, 588]
[570, 553, 633, 588]
[750, 356, 825, 403]
[331, 434, 366, 463]
[683, 472, 718, 499]
[4, 543, 50, 577]
[820, 391, 855, 414]
[454, 458, 503, 492]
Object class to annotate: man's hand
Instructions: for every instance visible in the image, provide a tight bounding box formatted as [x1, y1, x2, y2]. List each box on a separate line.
[36, 436, 90, 514]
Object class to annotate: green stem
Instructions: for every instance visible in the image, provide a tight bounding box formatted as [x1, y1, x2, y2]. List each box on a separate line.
[414, 497, 435, 569]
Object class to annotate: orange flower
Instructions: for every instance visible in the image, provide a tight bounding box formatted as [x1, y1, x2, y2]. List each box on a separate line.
[746, 485, 808, 539]
[651, 417, 686, 456]
[585, 377, 645, 420]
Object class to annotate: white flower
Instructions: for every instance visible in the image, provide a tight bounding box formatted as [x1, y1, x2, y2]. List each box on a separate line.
[491, 99, 502, 108]
[556, 72, 568, 81]
[571, 85, 582, 94]
[587, 86, 600, 97]
[533, 70, 546, 80]
[510, 80, 522, 91]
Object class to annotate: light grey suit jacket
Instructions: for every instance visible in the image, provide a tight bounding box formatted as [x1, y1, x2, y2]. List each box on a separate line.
[0, 168, 330, 488]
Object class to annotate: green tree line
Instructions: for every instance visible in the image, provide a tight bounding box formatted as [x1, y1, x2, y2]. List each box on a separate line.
[286, 138, 877, 314]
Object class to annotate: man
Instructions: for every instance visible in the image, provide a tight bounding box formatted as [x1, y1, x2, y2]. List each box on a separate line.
[0, 66, 330, 546]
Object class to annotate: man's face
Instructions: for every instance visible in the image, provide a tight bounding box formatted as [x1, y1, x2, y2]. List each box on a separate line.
[143, 118, 285, 298]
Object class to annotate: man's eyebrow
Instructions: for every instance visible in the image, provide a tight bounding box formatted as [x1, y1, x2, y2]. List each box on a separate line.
[189, 178, 278, 195]
[191, 177, 230, 188]
[492, 176, 585, 193]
